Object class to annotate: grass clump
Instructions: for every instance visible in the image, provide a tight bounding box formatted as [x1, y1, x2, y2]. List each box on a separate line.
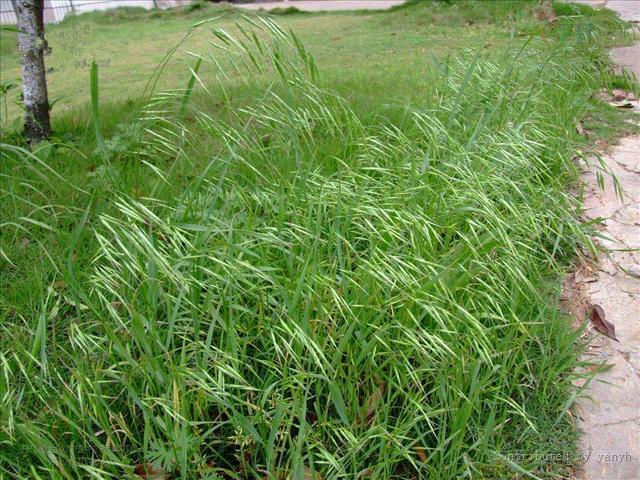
[1, 2, 638, 479]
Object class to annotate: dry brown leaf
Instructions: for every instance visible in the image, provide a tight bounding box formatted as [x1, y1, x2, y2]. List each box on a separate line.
[576, 121, 587, 137]
[357, 468, 373, 479]
[303, 466, 323, 480]
[134, 463, 167, 480]
[590, 304, 619, 342]
[416, 446, 428, 463]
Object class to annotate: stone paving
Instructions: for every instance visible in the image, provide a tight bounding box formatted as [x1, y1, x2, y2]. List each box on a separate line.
[572, 1, 640, 479]
[577, 136, 640, 480]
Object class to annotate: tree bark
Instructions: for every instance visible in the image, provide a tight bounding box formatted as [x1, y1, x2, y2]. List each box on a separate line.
[16, 0, 51, 143]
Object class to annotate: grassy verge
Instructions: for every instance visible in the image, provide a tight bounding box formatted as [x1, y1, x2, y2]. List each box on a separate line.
[1, 1, 639, 479]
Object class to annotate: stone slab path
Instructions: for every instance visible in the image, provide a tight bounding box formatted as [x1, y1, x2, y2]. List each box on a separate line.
[572, 1, 640, 479]
[577, 137, 640, 480]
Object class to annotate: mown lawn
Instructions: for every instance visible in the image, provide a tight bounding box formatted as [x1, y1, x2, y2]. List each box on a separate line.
[1, 1, 639, 479]
[0, 1, 580, 121]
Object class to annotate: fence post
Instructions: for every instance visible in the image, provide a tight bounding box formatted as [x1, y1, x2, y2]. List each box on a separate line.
[69, 0, 75, 13]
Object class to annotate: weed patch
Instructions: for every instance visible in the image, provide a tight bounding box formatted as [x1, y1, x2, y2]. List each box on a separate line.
[1, 2, 639, 479]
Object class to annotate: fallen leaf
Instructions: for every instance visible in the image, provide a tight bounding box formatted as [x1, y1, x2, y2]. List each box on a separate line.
[357, 468, 373, 479]
[576, 121, 587, 136]
[416, 446, 428, 462]
[304, 466, 323, 480]
[590, 304, 619, 342]
[134, 463, 167, 480]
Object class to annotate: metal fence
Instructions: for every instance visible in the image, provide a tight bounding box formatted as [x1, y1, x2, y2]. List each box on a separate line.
[0, 0, 195, 24]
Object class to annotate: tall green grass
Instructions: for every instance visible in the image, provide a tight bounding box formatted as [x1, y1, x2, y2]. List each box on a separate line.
[0, 4, 634, 480]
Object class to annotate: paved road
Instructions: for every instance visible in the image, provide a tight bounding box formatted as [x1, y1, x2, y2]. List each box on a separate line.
[236, 1, 405, 12]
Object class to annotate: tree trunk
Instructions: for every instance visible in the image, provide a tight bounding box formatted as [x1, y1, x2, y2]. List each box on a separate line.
[16, 0, 51, 143]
